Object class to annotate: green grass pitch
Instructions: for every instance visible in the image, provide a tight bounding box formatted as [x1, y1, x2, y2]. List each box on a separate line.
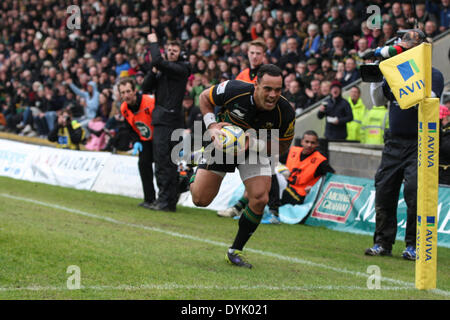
[0, 176, 449, 300]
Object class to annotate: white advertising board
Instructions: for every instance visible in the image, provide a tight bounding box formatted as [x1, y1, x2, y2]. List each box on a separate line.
[22, 146, 111, 190]
[0, 140, 40, 180]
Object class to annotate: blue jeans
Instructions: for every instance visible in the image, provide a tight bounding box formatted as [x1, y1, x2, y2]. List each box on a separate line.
[45, 111, 57, 132]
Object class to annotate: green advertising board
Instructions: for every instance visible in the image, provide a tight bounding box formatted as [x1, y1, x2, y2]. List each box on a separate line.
[304, 173, 450, 248]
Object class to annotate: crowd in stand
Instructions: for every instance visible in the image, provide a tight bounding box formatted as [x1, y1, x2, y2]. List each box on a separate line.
[0, 0, 449, 150]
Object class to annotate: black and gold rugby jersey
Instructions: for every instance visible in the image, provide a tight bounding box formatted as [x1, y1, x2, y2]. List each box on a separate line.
[209, 80, 295, 142]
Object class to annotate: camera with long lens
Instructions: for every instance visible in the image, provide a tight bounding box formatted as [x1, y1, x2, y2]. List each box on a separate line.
[360, 29, 426, 83]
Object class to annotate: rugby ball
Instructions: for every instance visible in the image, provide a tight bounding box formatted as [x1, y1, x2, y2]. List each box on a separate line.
[276, 164, 291, 179]
[218, 125, 246, 154]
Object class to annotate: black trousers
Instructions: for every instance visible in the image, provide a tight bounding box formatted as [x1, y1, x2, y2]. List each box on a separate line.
[373, 132, 417, 250]
[280, 185, 305, 206]
[138, 140, 155, 203]
[152, 125, 179, 209]
[267, 174, 280, 210]
[439, 166, 450, 186]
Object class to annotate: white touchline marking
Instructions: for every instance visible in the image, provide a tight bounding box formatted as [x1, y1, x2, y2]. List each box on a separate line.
[1, 193, 449, 297]
[0, 284, 424, 292]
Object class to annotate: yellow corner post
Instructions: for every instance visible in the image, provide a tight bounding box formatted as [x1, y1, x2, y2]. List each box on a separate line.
[416, 97, 440, 290]
[379, 43, 439, 289]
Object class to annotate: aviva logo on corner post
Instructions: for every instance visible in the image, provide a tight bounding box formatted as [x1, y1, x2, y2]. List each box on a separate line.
[379, 43, 432, 110]
[397, 59, 420, 81]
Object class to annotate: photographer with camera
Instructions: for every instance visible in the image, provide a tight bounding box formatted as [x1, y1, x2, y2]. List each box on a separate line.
[141, 33, 191, 212]
[364, 29, 444, 260]
[48, 108, 85, 150]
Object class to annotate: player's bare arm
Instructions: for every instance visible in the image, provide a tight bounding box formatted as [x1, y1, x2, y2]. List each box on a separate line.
[199, 88, 230, 149]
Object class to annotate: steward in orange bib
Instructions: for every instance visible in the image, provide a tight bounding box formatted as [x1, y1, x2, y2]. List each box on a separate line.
[281, 130, 334, 205]
[235, 38, 266, 84]
[118, 77, 156, 209]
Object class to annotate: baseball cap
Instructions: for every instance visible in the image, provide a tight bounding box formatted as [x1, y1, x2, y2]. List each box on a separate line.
[330, 80, 342, 89]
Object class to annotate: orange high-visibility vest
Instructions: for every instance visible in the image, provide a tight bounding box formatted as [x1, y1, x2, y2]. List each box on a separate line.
[235, 68, 257, 84]
[121, 94, 155, 141]
[285, 146, 326, 196]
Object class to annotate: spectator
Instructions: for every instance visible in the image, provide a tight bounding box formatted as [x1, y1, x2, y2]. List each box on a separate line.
[295, 61, 308, 87]
[328, 35, 348, 70]
[265, 37, 281, 65]
[66, 78, 100, 132]
[346, 86, 367, 142]
[85, 92, 112, 151]
[320, 58, 336, 82]
[283, 78, 307, 112]
[319, 21, 334, 56]
[361, 21, 375, 48]
[369, 28, 382, 49]
[305, 79, 323, 107]
[424, 20, 439, 40]
[401, 2, 416, 27]
[33, 86, 55, 138]
[340, 57, 360, 87]
[335, 60, 345, 83]
[281, 130, 335, 205]
[303, 58, 321, 88]
[302, 24, 321, 59]
[246, 0, 263, 18]
[340, 6, 361, 46]
[279, 23, 302, 46]
[319, 80, 331, 98]
[189, 73, 207, 107]
[44, 83, 66, 134]
[438, 0, 450, 33]
[278, 37, 302, 75]
[309, 5, 326, 26]
[182, 94, 202, 135]
[317, 80, 353, 140]
[439, 101, 450, 185]
[388, 2, 404, 25]
[328, 6, 343, 32]
[379, 22, 396, 47]
[48, 109, 85, 150]
[142, 33, 191, 212]
[114, 53, 131, 77]
[415, 3, 437, 26]
[351, 37, 371, 68]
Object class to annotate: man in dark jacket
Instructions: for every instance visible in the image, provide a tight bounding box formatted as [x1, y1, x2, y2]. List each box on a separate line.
[142, 33, 191, 212]
[317, 81, 353, 140]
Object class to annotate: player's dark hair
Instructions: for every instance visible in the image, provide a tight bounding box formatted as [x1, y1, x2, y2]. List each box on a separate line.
[118, 77, 136, 91]
[302, 130, 319, 139]
[256, 64, 282, 82]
